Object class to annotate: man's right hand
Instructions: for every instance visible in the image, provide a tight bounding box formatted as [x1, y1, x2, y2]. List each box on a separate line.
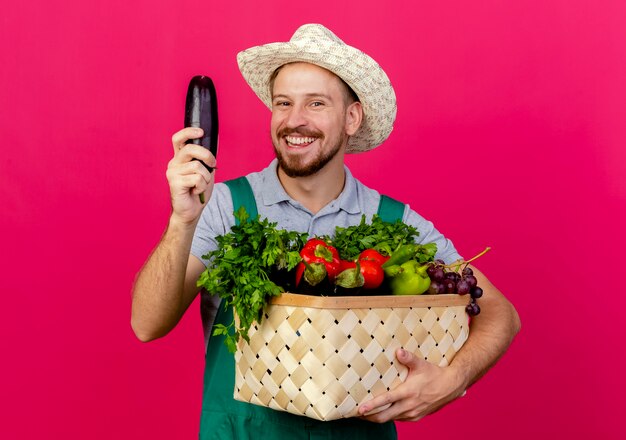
[167, 127, 217, 225]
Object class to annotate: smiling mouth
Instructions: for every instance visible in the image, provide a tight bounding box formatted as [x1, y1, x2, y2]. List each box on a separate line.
[285, 136, 317, 147]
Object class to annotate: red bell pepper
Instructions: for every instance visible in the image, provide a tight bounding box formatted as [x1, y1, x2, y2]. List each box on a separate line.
[295, 239, 341, 287]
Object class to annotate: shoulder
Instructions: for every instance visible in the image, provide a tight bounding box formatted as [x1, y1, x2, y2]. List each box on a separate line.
[346, 169, 410, 221]
[347, 171, 462, 263]
[402, 205, 463, 263]
[343, 168, 383, 218]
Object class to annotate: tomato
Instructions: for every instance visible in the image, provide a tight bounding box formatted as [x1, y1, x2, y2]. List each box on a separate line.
[359, 259, 385, 289]
[359, 249, 389, 265]
[337, 258, 384, 290]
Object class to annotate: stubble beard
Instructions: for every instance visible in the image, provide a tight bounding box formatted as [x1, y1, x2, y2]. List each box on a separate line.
[272, 129, 346, 178]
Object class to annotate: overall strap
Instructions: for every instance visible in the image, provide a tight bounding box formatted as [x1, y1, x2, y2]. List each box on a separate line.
[224, 176, 258, 225]
[377, 194, 406, 223]
[224, 177, 404, 224]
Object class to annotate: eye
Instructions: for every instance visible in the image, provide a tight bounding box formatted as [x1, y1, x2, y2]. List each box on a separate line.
[273, 100, 291, 107]
[311, 101, 324, 107]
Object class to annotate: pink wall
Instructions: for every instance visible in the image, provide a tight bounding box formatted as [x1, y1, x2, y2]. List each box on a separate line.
[1, 1, 624, 438]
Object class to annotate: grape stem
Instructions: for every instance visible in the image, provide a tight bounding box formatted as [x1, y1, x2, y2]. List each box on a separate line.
[445, 247, 491, 272]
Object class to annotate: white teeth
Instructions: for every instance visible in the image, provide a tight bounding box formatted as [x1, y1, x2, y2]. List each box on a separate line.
[286, 136, 316, 145]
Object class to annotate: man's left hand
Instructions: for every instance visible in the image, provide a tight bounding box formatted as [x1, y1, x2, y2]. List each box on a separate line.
[357, 348, 467, 422]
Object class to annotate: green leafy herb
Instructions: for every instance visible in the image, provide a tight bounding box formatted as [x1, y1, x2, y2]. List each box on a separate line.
[197, 207, 308, 352]
[414, 242, 438, 263]
[330, 214, 421, 260]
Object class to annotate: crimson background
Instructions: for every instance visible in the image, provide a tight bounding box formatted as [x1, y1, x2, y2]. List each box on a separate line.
[1, 1, 624, 438]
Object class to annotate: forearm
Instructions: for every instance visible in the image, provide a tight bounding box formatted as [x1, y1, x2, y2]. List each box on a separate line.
[131, 216, 198, 341]
[449, 265, 521, 391]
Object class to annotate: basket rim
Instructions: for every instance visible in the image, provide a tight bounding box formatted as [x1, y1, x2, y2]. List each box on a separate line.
[269, 293, 470, 309]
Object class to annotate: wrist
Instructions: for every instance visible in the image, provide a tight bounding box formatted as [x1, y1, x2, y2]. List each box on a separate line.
[447, 363, 471, 397]
[168, 213, 200, 234]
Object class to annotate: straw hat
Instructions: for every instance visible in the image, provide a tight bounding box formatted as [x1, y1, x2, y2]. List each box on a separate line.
[237, 24, 397, 153]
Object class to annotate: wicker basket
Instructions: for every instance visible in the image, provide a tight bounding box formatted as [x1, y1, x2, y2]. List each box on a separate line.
[233, 293, 470, 421]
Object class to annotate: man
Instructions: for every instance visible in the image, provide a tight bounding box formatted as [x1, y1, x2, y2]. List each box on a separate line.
[132, 24, 520, 439]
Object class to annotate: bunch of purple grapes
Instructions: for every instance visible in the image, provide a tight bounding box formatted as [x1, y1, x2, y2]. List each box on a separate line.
[426, 260, 482, 316]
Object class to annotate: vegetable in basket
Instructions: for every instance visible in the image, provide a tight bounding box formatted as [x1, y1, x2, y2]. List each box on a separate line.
[335, 249, 387, 291]
[378, 242, 438, 295]
[197, 207, 307, 352]
[295, 238, 341, 288]
[330, 215, 421, 260]
[387, 260, 431, 295]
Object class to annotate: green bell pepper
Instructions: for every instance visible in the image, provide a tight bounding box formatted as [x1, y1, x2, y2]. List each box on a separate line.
[388, 259, 431, 295]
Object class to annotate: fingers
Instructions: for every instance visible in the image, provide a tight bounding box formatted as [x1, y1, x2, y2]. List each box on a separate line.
[357, 350, 417, 420]
[167, 156, 212, 180]
[396, 348, 428, 370]
[358, 349, 440, 423]
[164, 128, 217, 223]
[172, 144, 216, 170]
[178, 174, 209, 196]
[359, 397, 418, 423]
[358, 386, 408, 420]
[172, 127, 203, 152]
[167, 129, 216, 207]
[168, 127, 216, 198]
[171, 128, 216, 165]
[177, 159, 213, 182]
[359, 380, 432, 423]
[360, 406, 423, 423]
[358, 348, 466, 423]
[166, 159, 214, 196]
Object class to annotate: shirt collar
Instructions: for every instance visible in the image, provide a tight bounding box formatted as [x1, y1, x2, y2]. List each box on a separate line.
[260, 159, 291, 205]
[260, 159, 361, 214]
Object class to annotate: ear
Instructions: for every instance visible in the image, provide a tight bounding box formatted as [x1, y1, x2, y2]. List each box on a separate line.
[344, 101, 363, 136]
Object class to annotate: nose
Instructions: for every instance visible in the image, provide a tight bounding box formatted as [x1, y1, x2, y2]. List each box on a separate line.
[284, 104, 308, 128]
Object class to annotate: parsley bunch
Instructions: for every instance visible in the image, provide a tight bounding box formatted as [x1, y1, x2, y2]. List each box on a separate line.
[330, 214, 421, 260]
[197, 207, 307, 352]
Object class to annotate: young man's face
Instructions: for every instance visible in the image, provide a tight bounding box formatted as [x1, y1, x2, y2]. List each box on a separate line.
[270, 62, 360, 177]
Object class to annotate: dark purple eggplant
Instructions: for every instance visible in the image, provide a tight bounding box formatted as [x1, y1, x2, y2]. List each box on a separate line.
[184, 75, 219, 171]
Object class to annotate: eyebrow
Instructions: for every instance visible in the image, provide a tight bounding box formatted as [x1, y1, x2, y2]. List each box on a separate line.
[272, 93, 335, 101]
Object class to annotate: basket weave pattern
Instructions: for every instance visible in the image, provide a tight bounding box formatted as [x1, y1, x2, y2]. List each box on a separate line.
[234, 294, 469, 421]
